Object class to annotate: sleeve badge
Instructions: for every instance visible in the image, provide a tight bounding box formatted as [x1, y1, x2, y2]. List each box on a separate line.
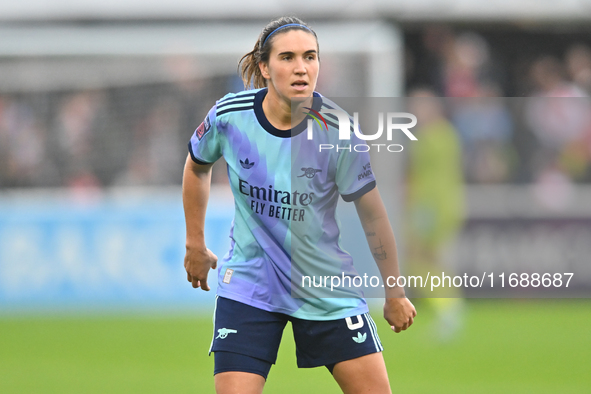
[196, 115, 211, 140]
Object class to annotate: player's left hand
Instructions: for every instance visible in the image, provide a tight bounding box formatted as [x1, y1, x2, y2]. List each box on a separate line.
[384, 297, 417, 333]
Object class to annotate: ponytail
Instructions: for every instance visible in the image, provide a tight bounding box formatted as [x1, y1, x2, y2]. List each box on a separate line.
[238, 42, 267, 90]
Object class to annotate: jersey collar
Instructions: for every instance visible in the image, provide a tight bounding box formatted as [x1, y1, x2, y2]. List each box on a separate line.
[254, 88, 322, 138]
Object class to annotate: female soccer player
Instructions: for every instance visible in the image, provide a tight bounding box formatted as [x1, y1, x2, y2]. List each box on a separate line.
[182, 16, 416, 394]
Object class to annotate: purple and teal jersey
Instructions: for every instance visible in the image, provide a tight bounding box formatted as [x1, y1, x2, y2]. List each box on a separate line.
[188, 88, 376, 320]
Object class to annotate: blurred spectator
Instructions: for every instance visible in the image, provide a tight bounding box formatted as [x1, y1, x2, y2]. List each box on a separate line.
[528, 56, 587, 98]
[116, 97, 183, 186]
[409, 27, 503, 98]
[451, 84, 516, 183]
[443, 32, 492, 97]
[565, 44, 591, 95]
[409, 25, 455, 95]
[53, 91, 105, 188]
[525, 56, 591, 205]
[526, 56, 591, 150]
[0, 97, 57, 187]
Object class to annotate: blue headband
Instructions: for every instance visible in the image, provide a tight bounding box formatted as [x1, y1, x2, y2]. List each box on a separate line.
[263, 23, 312, 46]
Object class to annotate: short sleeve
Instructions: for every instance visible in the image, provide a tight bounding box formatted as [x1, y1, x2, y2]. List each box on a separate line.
[335, 133, 376, 202]
[188, 105, 223, 164]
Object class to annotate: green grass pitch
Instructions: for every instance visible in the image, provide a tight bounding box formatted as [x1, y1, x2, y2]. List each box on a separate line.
[0, 300, 589, 393]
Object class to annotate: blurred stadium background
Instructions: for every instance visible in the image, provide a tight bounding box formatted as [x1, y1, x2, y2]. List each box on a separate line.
[1, 1, 590, 393]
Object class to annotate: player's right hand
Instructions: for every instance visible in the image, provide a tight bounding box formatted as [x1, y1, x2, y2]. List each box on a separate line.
[184, 246, 218, 291]
[384, 297, 417, 333]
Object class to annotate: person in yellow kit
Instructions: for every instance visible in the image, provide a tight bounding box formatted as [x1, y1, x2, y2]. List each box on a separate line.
[406, 88, 466, 340]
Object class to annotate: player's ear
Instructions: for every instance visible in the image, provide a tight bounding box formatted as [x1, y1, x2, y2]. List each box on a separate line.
[259, 61, 270, 80]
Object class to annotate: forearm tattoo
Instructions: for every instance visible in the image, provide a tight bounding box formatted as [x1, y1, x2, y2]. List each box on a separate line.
[373, 239, 387, 260]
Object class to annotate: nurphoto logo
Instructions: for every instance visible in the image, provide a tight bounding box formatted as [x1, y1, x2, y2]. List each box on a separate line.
[305, 108, 418, 152]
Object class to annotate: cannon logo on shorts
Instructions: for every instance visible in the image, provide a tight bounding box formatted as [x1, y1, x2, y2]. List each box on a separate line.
[216, 328, 237, 339]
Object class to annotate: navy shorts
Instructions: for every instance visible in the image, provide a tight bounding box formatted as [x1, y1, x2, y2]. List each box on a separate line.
[209, 296, 383, 379]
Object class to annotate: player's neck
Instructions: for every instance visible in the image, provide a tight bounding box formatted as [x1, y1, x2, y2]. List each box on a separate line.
[262, 88, 293, 130]
[262, 88, 312, 131]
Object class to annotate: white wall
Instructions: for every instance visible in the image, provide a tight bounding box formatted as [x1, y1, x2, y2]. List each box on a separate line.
[1, 0, 591, 22]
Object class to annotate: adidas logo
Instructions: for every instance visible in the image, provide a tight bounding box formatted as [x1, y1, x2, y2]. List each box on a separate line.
[352, 332, 367, 343]
[240, 158, 255, 169]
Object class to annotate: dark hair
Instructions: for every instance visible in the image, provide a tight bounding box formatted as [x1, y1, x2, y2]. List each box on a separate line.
[238, 16, 318, 89]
